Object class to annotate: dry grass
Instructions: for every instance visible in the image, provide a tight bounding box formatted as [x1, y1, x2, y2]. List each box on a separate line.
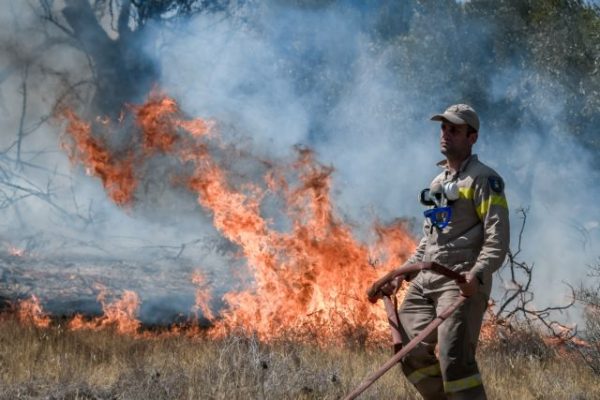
[0, 317, 599, 400]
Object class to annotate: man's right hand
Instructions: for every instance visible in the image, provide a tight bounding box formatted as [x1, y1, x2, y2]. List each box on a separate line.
[367, 275, 404, 303]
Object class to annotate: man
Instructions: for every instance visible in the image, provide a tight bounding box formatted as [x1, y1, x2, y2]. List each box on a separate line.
[367, 104, 510, 400]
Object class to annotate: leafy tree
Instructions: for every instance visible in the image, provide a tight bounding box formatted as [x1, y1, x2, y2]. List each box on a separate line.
[375, 0, 599, 152]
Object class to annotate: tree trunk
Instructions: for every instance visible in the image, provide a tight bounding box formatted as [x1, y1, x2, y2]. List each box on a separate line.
[62, 0, 159, 118]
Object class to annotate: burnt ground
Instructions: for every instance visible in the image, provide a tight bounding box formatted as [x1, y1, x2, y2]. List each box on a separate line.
[0, 250, 223, 325]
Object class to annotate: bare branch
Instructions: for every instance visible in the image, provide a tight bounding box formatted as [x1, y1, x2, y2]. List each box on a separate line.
[492, 208, 576, 341]
[37, 0, 76, 37]
[15, 65, 30, 169]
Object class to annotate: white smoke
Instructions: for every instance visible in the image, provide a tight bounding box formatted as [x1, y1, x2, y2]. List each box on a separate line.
[0, 1, 597, 323]
[156, 2, 599, 316]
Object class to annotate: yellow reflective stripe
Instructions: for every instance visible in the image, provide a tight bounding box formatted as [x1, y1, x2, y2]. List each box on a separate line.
[476, 195, 508, 219]
[444, 373, 483, 393]
[406, 363, 442, 385]
[458, 187, 474, 200]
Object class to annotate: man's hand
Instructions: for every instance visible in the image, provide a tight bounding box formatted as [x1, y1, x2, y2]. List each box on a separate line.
[367, 276, 403, 303]
[457, 273, 479, 297]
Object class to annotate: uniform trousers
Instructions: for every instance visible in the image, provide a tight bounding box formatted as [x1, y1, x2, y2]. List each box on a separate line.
[398, 279, 488, 400]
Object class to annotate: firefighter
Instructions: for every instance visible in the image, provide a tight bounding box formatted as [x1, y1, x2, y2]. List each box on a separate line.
[367, 104, 510, 400]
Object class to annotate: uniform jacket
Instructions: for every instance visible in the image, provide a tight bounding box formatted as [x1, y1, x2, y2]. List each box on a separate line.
[407, 154, 510, 295]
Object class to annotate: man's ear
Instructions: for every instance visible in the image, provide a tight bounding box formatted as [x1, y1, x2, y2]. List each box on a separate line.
[468, 131, 478, 146]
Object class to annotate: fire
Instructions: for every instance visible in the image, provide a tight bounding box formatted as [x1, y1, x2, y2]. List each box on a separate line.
[17, 295, 51, 328]
[8, 246, 25, 257]
[541, 323, 592, 355]
[477, 303, 592, 354]
[56, 91, 417, 344]
[59, 90, 213, 206]
[59, 108, 136, 206]
[185, 145, 414, 343]
[133, 93, 180, 154]
[69, 288, 141, 335]
[192, 271, 215, 321]
[133, 91, 213, 152]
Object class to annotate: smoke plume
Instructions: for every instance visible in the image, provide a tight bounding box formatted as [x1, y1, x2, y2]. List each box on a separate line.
[0, 0, 598, 325]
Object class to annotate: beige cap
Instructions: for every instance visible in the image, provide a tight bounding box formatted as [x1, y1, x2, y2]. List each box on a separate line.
[431, 104, 480, 131]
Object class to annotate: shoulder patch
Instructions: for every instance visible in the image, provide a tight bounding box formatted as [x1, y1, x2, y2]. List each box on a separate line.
[488, 176, 504, 193]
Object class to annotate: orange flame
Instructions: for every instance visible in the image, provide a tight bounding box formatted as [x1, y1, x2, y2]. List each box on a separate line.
[478, 303, 592, 352]
[69, 288, 141, 335]
[185, 146, 415, 343]
[133, 91, 213, 149]
[17, 295, 51, 328]
[57, 91, 416, 344]
[59, 109, 136, 206]
[133, 93, 180, 154]
[541, 324, 592, 354]
[192, 271, 215, 321]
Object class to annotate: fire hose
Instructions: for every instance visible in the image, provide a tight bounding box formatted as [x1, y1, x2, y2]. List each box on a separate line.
[343, 262, 467, 400]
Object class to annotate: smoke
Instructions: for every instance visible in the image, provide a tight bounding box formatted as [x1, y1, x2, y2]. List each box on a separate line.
[0, 1, 598, 323]
[155, 1, 599, 313]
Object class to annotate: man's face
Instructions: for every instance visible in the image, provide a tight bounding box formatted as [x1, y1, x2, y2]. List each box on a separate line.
[440, 121, 477, 159]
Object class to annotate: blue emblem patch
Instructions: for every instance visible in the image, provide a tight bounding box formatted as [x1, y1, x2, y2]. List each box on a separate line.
[488, 176, 504, 193]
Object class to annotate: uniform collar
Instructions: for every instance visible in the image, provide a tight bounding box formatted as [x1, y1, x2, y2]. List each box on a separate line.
[436, 154, 478, 175]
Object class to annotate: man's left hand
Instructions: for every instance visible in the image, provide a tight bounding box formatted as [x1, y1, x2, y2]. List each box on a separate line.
[457, 273, 479, 297]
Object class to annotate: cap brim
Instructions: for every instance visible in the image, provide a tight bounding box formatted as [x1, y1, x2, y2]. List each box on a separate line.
[430, 112, 466, 125]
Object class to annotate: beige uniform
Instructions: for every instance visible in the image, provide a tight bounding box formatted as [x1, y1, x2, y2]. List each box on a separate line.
[399, 154, 510, 400]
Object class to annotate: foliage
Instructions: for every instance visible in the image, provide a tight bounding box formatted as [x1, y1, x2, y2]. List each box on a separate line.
[18, 1, 600, 154]
[378, 0, 600, 153]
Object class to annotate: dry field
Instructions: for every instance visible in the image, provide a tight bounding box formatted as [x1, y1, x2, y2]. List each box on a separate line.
[0, 317, 598, 400]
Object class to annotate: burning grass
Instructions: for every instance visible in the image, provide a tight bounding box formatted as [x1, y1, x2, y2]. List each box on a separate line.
[0, 316, 598, 400]
[56, 91, 417, 344]
[16, 89, 592, 399]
